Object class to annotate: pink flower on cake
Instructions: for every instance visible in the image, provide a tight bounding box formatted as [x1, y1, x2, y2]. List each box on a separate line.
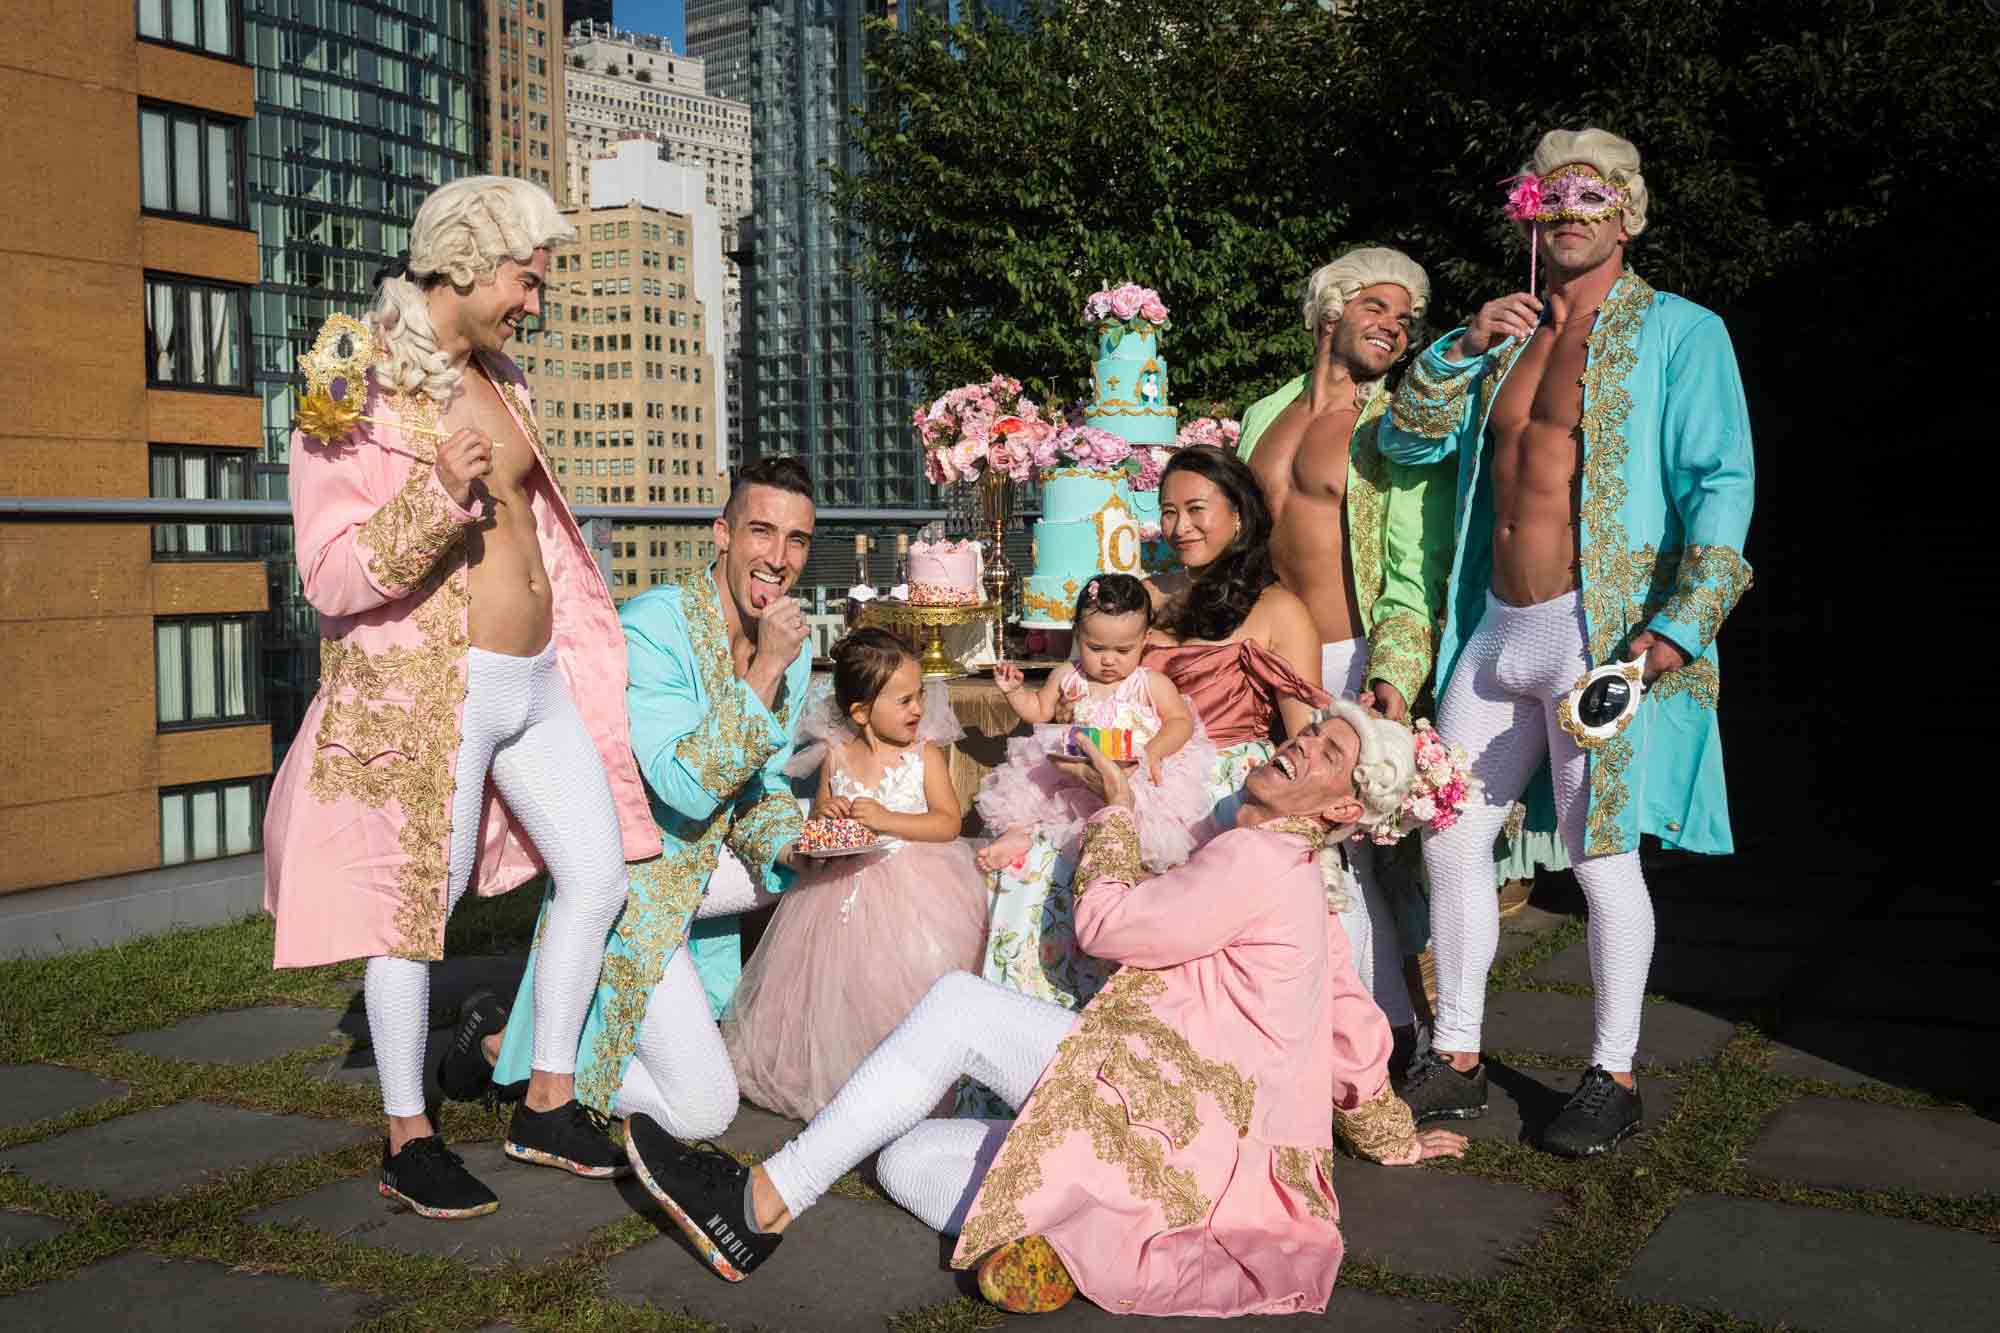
[1176, 416, 1243, 451]
[1082, 283, 1168, 326]
[1139, 296, 1168, 324]
[1108, 286, 1141, 320]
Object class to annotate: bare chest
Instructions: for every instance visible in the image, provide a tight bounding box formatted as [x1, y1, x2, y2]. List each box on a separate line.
[1488, 326, 1590, 444]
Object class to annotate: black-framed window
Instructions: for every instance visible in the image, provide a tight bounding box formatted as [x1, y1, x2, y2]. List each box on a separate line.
[140, 104, 244, 225]
[156, 614, 263, 728]
[150, 445, 252, 558]
[137, 0, 240, 60]
[145, 275, 250, 390]
[160, 776, 265, 866]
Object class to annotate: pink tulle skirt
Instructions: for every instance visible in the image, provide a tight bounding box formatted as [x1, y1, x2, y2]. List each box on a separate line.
[721, 838, 990, 1122]
[974, 718, 1219, 872]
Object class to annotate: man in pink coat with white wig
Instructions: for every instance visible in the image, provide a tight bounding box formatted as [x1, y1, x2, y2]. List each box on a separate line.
[263, 176, 661, 1220]
[621, 698, 1468, 1316]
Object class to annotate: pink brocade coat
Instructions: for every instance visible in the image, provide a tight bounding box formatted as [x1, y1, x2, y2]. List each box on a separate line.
[263, 344, 660, 968]
[949, 809, 1420, 1317]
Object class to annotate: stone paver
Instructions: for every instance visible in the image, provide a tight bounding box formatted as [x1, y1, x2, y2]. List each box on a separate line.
[0, 1063, 127, 1129]
[0, 1209, 68, 1251]
[246, 1143, 636, 1266]
[1026, 1285, 1461, 1329]
[717, 1101, 801, 1160]
[1481, 989, 1734, 1068]
[1475, 1063, 1681, 1148]
[607, 1194, 963, 1331]
[0, 1101, 369, 1204]
[1772, 1018, 2000, 1100]
[1332, 1159, 1561, 1279]
[116, 1006, 346, 1065]
[1742, 1097, 2000, 1197]
[1530, 940, 1803, 1001]
[0, 1249, 382, 1329]
[1619, 1194, 2000, 1332]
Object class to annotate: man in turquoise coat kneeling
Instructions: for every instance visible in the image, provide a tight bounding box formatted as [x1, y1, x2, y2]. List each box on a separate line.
[1379, 128, 1754, 1156]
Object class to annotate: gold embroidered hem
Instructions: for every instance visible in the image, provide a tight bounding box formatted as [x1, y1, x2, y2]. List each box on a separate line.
[356, 460, 473, 595]
[1075, 810, 1143, 896]
[1575, 272, 1654, 669]
[307, 562, 472, 959]
[728, 787, 805, 869]
[953, 967, 1257, 1265]
[1656, 545, 1753, 653]
[1391, 352, 1475, 439]
[1332, 1080, 1418, 1163]
[1346, 398, 1391, 629]
[1365, 613, 1434, 710]
[1584, 734, 1635, 858]
[1273, 1147, 1334, 1222]
[669, 568, 787, 802]
[1647, 654, 1720, 710]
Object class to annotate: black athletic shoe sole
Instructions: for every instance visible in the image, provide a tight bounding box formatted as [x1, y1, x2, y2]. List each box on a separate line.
[1413, 1101, 1488, 1124]
[625, 1120, 750, 1282]
[1544, 1117, 1642, 1158]
[377, 1178, 499, 1220]
[503, 1138, 631, 1179]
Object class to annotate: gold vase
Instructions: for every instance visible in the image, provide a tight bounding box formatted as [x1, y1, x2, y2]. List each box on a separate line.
[979, 467, 1015, 616]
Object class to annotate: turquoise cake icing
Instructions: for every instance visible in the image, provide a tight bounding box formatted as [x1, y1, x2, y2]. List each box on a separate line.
[1021, 314, 1179, 628]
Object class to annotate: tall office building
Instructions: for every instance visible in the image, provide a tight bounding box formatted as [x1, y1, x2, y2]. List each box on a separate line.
[746, 1, 920, 506]
[0, 5, 268, 891]
[482, 0, 568, 194]
[685, 1, 754, 104]
[569, 0, 616, 24]
[244, 0, 482, 750]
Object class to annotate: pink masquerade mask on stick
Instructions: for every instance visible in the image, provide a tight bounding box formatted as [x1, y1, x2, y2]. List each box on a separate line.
[1501, 164, 1627, 293]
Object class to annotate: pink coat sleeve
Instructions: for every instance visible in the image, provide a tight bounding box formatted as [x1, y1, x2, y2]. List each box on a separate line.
[1326, 909, 1423, 1163]
[1071, 810, 1290, 968]
[290, 422, 482, 618]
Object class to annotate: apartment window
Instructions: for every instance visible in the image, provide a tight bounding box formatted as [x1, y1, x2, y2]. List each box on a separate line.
[156, 614, 261, 728]
[160, 777, 264, 866]
[137, 0, 239, 60]
[140, 104, 244, 224]
[150, 445, 251, 558]
[144, 275, 250, 390]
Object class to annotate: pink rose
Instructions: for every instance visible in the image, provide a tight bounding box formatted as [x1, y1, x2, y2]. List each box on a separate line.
[986, 431, 1028, 479]
[1109, 287, 1141, 319]
[1139, 297, 1168, 324]
[926, 447, 956, 485]
[1031, 429, 1063, 469]
[951, 438, 984, 476]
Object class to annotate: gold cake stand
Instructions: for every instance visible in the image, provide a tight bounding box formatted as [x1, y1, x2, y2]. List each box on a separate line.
[860, 600, 1000, 679]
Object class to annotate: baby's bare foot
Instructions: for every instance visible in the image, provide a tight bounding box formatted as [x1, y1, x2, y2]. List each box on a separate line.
[977, 827, 1034, 872]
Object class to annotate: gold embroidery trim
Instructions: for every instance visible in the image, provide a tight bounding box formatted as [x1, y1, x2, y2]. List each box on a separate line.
[1656, 544, 1753, 652]
[1074, 810, 1143, 898]
[1584, 734, 1635, 858]
[727, 786, 805, 872]
[1274, 1146, 1334, 1222]
[1347, 396, 1390, 631]
[1333, 1080, 1419, 1163]
[1390, 349, 1476, 439]
[953, 967, 1257, 1265]
[307, 560, 471, 959]
[1575, 272, 1654, 668]
[1365, 612, 1434, 712]
[355, 457, 471, 595]
[670, 570, 786, 800]
[1647, 654, 1719, 710]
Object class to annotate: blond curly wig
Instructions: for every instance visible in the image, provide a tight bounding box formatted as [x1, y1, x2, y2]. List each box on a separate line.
[1528, 127, 1650, 238]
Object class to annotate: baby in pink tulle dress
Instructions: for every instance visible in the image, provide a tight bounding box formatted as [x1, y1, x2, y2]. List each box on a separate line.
[977, 574, 1216, 874]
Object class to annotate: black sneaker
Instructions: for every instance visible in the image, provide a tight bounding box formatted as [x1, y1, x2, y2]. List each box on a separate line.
[436, 989, 507, 1104]
[1389, 1020, 1432, 1081]
[378, 1135, 498, 1220]
[504, 1099, 630, 1178]
[1543, 1066, 1642, 1157]
[1396, 1048, 1489, 1122]
[625, 1112, 781, 1282]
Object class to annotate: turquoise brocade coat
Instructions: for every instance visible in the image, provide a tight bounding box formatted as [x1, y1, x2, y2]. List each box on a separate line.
[1236, 380, 1457, 709]
[494, 567, 808, 1113]
[1379, 273, 1755, 858]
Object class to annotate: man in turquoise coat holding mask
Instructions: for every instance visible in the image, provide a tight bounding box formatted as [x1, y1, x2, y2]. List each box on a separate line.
[1379, 129, 1754, 1156]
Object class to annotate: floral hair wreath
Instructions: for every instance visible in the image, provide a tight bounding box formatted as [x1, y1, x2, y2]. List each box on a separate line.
[1364, 719, 1482, 846]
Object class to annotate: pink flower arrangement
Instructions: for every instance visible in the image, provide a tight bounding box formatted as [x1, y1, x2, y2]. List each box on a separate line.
[1083, 283, 1170, 329]
[1502, 172, 1544, 222]
[1131, 445, 1173, 492]
[1364, 719, 1483, 846]
[1176, 417, 1242, 451]
[914, 375, 1045, 484]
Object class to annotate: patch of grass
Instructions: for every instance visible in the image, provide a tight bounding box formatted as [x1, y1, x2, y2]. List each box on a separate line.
[887, 1296, 1005, 1333]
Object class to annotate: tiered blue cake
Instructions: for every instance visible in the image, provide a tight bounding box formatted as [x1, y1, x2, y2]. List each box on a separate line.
[1020, 309, 1176, 629]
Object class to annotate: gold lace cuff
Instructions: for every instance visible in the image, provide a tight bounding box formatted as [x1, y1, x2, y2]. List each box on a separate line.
[1075, 808, 1142, 898]
[1334, 1080, 1420, 1163]
[357, 466, 473, 595]
[1389, 351, 1476, 439]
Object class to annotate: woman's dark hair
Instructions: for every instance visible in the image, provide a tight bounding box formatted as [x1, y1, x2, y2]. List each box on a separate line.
[1156, 447, 1278, 643]
[831, 626, 914, 716]
[1071, 572, 1153, 631]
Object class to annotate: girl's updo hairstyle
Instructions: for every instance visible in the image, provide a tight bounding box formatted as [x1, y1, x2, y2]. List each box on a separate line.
[1071, 572, 1152, 631]
[1156, 447, 1279, 644]
[831, 627, 915, 720]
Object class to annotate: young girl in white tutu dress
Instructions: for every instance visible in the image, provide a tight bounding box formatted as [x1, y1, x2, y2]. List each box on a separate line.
[721, 628, 989, 1122]
[975, 573, 1217, 878]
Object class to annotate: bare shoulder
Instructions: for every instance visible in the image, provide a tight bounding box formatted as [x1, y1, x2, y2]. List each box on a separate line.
[1247, 583, 1314, 637]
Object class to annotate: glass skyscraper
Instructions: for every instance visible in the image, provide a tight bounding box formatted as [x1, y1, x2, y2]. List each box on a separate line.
[242, 0, 481, 746]
[686, 0, 754, 104]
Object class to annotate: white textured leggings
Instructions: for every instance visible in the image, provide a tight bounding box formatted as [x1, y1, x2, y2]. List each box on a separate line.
[1321, 639, 1415, 1029]
[614, 849, 779, 1138]
[761, 971, 1074, 1229]
[366, 644, 630, 1118]
[1423, 591, 1654, 1072]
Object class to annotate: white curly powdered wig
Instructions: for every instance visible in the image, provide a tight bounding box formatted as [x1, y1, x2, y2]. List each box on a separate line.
[371, 176, 575, 405]
[1318, 698, 1418, 839]
[1300, 245, 1431, 336]
[1529, 127, 1650, 238]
